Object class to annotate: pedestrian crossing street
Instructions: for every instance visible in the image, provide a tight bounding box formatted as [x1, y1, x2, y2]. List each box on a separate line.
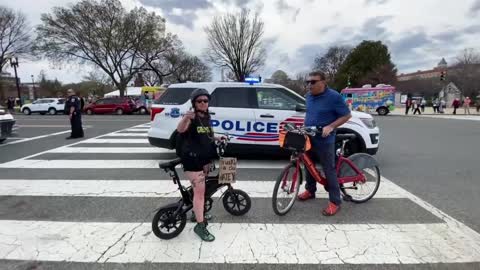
[1, 122, 480, 269]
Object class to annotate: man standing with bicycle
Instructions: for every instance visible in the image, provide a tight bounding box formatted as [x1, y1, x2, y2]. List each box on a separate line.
[298, 71, 351, 216]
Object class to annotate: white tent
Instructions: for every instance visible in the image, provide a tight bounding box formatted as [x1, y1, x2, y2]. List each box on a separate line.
[104, 87, 143, 97]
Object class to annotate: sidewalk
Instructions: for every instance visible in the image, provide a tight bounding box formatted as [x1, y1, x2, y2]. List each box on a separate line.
[389, 106, 480, 117]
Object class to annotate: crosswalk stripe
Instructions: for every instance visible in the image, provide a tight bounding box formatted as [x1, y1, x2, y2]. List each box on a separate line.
[1, 220, 479, 264]
[0, 179, 402, 198]
[101, 133, 148, 137]
[81, 139, 150, 144]
[48, 147, 173, 153]
[0, 159, 287, 169]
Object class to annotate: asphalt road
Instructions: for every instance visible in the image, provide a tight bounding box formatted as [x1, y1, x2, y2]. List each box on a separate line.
[0, 114, 479, 269]
[375, 116, 480, 233]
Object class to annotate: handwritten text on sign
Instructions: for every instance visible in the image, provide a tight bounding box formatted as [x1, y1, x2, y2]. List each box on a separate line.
[218, 157, 237, 184]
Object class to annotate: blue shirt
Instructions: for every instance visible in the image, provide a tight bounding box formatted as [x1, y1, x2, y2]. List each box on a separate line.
[304, 88, 350, 144]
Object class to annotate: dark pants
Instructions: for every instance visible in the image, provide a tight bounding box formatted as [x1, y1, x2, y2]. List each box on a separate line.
[70, 112, 84, 138]
[433, 106, 438, 113]
[405, 106, 410, 115]
[304, 142, 342, 205]
[413, 108, 421, 115]
[453, 107, 458, 114]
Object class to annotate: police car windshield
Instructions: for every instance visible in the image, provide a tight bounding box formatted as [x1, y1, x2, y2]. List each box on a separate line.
[154, 88, 196, 105]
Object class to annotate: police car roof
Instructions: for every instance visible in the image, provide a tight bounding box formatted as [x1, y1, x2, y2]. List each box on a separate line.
[167, 82, 282, 89]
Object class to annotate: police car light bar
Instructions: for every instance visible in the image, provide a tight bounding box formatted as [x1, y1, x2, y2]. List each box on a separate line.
[245, 77, 261, 85]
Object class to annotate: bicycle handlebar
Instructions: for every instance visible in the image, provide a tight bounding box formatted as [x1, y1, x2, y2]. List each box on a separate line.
[283, 123, 323, 137]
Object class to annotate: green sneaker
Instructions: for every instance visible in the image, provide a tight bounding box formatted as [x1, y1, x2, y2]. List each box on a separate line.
[190, 212, 213, 222]
[194, 222, 215, 242]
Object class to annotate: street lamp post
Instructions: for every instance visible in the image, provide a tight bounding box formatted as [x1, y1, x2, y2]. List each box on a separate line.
[31, 74, 35, 100]
[9, 57, 21, 106]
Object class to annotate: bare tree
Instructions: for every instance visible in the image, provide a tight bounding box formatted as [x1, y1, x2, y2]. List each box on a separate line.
[0, 6, 32, 72]
[313, 46, 351, 83]
[450, 48, 480, 98]
[166, 54, 211, 83]
[204, 9, 266, 82]
[34, 0, 169, 97]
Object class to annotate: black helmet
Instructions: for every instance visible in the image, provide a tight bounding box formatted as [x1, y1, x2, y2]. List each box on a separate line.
[190, 88, 210, 102]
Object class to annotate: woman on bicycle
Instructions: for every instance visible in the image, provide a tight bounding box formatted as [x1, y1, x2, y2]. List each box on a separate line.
[176, 88, 217, 242]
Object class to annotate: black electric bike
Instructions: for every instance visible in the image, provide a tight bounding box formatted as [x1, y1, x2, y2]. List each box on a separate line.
[152, 138, 252, 240]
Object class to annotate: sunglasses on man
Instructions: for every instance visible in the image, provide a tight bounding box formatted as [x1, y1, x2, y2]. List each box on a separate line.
[305, 80, 322, 85]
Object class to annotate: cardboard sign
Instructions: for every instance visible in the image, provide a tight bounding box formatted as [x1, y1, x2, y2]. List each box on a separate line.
[218, 157, 237, 184]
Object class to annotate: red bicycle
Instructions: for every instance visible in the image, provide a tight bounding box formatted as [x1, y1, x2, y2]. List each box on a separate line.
[272, 124, 381, 216]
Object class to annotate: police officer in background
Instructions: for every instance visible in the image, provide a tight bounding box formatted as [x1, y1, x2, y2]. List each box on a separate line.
[65, 89, 84, 139]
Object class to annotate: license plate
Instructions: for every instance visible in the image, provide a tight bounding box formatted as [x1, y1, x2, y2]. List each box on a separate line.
[218, 157, 237, 184]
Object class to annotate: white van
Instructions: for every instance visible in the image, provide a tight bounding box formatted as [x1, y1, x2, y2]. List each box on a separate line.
[148, 82, 380, 156]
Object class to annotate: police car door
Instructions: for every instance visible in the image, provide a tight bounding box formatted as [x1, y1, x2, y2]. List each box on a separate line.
[209, 87, 257, 146]
[253, 87, 306, 147]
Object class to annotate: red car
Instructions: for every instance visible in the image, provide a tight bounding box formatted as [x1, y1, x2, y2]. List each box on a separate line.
[84, 97, 136, 115]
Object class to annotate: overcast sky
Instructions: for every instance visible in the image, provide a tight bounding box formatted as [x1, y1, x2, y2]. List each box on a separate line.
[3, 0, 480, 85]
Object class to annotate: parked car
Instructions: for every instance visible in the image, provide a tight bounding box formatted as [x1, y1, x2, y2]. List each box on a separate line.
[84, 97, 136, 115]
[148, 82, 380, 156]
[0, 105, 16, 143]
[20, 98, 66, 115]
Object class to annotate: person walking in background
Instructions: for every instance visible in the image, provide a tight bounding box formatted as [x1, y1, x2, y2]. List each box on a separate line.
[476, 99, 480, 114]
[452, 98, 460, 115]
[463, 97, 471, 115]
[439, 99, 446, 114]
[420, 98, 426, 113]
[413, 100, 421, 115]
[6, 97, 14, 114]
[405, 97, 412, 115]
[432, 98, 439, 113]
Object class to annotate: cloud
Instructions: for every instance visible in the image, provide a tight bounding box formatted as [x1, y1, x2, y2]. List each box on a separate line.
[354, 16, 393, 40]
[464, 24, 480, 34]
[365, 0, 389, 5]
[432, 31, 463, 42]
[391, 31, 431, 57]
[138, 0, 212, 12]
[220, 0, 255, 8]
[470, 0, 480, 15]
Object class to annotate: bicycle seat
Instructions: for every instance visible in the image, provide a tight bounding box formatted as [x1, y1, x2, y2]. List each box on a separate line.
[159, 158, 182, 169]
[336, 134, 357, 141]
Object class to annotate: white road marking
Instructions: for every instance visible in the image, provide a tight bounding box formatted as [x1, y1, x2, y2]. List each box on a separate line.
[0, 159, 287, 169]
[48, 147, 173, 153]
[16, 125, 93, 128]
[0, 220, 479, 264]
[0, 130, 71, 147]
[100, 133, 148, 137]
[416, 115, 480, 121]
[81, 139, 149, 144]
[120, 128, 150, 132]
[0, 179, 401, 198]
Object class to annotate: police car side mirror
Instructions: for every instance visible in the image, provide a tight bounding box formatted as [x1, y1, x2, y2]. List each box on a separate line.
[295, 103, 306, 112]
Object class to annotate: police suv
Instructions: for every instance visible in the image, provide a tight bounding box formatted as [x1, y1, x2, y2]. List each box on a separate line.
[148, 82, 380, 156]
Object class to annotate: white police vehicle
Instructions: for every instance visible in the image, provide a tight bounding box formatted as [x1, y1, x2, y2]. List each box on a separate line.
[148, 81, 380, 156]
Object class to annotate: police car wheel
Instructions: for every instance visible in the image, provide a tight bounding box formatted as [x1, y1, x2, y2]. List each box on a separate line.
[23, 108, 31, 115]
[48, 108, 57, 115]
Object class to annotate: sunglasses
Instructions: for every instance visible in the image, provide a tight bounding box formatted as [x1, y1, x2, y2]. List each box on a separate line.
[305, 80, 322, 85]
[196, 99, 209, 104]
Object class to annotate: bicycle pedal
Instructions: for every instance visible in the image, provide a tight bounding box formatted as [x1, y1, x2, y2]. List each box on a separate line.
[342, 195, 353, 202]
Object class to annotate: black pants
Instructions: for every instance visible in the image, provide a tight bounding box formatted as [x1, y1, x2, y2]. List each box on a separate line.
[453, 107, 458, 114]
[405, 106, 410, 115]
[413, 108, 421, 115]
[70, 112, 84, 138]
[433, 106, 438, 113]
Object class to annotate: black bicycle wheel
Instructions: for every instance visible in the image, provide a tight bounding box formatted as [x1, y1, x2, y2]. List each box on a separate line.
[223, 189, 251, 216]
[340, 154, 381, 203]
[272, 162, 302, 216]
[152, 205, 187, 240]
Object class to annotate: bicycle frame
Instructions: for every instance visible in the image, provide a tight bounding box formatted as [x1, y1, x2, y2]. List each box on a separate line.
[282, 151, 366, 190]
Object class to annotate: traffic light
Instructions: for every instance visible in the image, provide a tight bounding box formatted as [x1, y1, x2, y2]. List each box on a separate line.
[440, 70, 447, 81]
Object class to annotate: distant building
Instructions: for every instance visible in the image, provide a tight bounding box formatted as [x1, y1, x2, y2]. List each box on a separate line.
[439, 82, 462, 107]
[397, 58, 448, 81]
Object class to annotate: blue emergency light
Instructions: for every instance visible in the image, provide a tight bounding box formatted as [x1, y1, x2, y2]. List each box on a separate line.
[245, 76, 261, 85]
